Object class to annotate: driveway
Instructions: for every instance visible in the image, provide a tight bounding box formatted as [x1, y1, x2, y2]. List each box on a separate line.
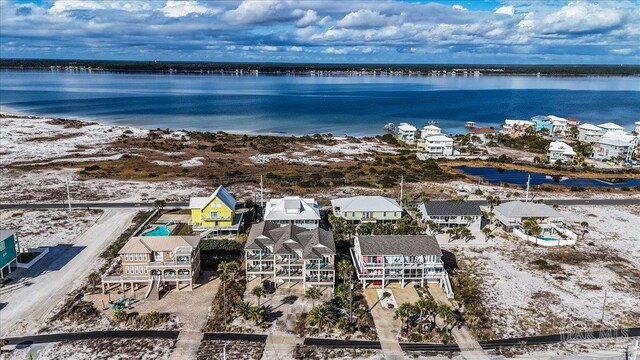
[364, 288, 404, 359]
[0, 209, 138, 337]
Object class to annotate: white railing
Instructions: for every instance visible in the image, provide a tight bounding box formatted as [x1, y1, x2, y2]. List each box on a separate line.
[513, 227, 576, 247]
[16, 247, 49, 269]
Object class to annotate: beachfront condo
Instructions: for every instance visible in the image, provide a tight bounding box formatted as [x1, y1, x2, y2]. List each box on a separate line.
[244, 221, 336, 290]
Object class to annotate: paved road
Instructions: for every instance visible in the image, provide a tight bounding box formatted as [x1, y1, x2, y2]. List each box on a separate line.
[1, 198, 639, 210]
[5, 330, 179, 345]
[0, 209, 137, 338]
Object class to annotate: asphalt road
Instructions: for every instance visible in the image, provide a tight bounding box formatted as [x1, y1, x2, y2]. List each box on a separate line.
[5, 330, 180, 345]
[1, 198, 639, 210]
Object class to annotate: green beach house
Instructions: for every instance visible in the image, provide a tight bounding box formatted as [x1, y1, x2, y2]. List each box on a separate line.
[1, 229, 18, 279]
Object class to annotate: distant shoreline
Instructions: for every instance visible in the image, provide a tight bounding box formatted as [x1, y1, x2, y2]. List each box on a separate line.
[2, 59, 640, 77]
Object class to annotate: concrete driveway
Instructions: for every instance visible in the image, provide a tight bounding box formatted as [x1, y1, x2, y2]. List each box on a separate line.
[0, 209, 137, 337]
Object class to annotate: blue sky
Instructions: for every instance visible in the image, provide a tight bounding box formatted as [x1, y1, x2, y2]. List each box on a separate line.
[1, 0, 639, 64]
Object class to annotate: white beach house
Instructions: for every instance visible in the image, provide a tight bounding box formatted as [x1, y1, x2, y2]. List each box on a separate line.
[592, 131, 638, 162]
[421, 124, 441, 138]
[420, 135, 454, 156]
[263, 196, 321, 229]
[351, 235, 454, 297]
[397, 123, 418, 143]
[548, 115, 569, 135]
[577, 123, 605, 143]
[547, 141, 577, 163]
[331, 196, 402, 224]
[501, 119, 535, 138]
[492, 201, 577, 246]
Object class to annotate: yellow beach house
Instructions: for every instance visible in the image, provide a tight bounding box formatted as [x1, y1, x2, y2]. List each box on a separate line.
[189, 185, 242, 235]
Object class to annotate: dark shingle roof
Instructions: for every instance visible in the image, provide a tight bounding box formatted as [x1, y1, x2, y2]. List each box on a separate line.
[245, 221, 336, 258]
[420, 201, 482, 216]
[357, 235, 442, 256]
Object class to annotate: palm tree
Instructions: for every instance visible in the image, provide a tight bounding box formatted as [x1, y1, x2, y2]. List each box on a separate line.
[437, 305, 457, 334]
[235, 301, 251, 320]
[522, 218, 542, 240]
[248, 305, 267, 325]
[482, 227, 492, 242]
[394, 302, 415, 327]
[219, 271, 229, 325]
[218, 261, 238, 280]
[580, 221, 589, 239]
[337, 260, 354, 284]
[459, 227, 471, 242]
[87, 271, 100, 291]
[306, 303, 337, 330]
[305, 287, 322, 308]
[251, 286, 266, 307]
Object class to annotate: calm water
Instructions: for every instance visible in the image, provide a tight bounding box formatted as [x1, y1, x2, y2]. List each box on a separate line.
[1, 70, 639, 136]
[456, 166, 640, 188]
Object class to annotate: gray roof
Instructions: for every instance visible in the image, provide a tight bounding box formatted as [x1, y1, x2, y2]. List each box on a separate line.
[189, 185, 237, 210]
[420, 201, 482, 216]
[493, 201, 562, 219]
[331, 196, 402, 212]
[356, 235, 442, 256]
[264, 197, 320, 221]
[245, 221, 335, 259]
[0, 229, 16, 241]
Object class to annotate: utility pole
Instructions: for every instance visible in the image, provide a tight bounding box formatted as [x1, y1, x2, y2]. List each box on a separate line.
[223, 341, 227, 360]
[66, 176, 72, 211]
[399, 175, 404, 206]
[601, 289, 607, 323]
[525, 174, 531, 202]
[260, 174, 264, 207]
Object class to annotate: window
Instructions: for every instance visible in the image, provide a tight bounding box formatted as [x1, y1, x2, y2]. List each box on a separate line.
[0, 240, 5, 252]
[154, 251, 163, 261]
[210, 211, 218, 218]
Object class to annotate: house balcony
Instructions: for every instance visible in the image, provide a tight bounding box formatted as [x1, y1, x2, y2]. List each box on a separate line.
[305, 261, 333, 269]
[148, 260, 192, 268]
[201, 216, 232, 221]
[247, 266, 274, 273]
[246, 253, 274, 261]
[276, 269, 303, 277]
[305, 275, 334, 283]
[275, 258, 303, 265]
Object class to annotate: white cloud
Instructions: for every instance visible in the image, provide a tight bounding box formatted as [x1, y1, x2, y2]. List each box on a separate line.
[293, 9, 318, 27]
[258, 45, 278, 52]
[48, 0, 151, 14]
[452, 4, 467, 11]
[337, 9, 403, 29]
[223, 0, 285, 25]
[540, 2, 625, 34]
[323, 47, 347, 54]
[611, 48, 632, 55]
[287, 46, 303, 52]
[160, 1, 216, 18]
[495, 6, 514, 16]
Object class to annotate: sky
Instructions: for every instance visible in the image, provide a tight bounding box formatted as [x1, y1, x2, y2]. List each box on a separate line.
[1, 0, 639, 64]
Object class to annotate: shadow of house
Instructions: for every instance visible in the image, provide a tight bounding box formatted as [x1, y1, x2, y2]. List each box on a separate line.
[6, 244, 85, 282]
[441, 249, 458, 275]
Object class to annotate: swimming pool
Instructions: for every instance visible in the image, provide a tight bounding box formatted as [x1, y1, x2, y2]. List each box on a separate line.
[142, 225, 170, 237]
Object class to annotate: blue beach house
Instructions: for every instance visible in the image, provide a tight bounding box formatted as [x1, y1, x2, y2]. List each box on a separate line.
[531, 115, 553, 133]
[0, 229, 19, 279]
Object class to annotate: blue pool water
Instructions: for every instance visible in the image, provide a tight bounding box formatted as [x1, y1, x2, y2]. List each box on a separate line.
[1, 70, 639, 136]
[142, 225, 170, 237]
[455, 166, 640, 188]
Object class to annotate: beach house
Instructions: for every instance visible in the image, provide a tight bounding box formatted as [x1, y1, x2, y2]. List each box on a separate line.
[0, 229, 18, 279]
[547, 141, 577, 163]
[469, 127, 495, 145]
[244, 222, 336, 290]
[548, 115, 569, 135]
[264, 196, 320, 229]
[331, 196, 403, 224]
[597, 122, 626, 132]
[397, 123, 418, 143]
[531, 115, 553, 133]
[350, 235, 453, 297]
[101, 235, 202, 293]
[418, 201, 482, 231]
[502, 119, 534, 138]
[421, 125, 441, 138]
[492, 201, 577, 246]
[592, 131, 638, 162]
[189, 185, 242, 234]
[577, 123, 605, 143]
[635, 121, 640, 134]
[419, 135, 454, 156]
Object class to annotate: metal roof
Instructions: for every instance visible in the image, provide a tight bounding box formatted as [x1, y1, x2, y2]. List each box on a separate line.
[419, 201, 482, 216]
[331, 196, 402, 212]
[356, 235, 442, 256]
[493, 201, 563, 220]
[189, 185, 237, 210]
[264, 197, 320, 221]
[0, 229, 17, 240]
